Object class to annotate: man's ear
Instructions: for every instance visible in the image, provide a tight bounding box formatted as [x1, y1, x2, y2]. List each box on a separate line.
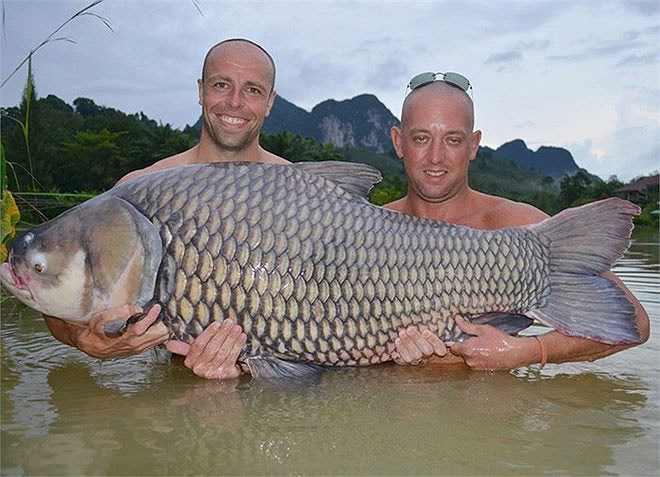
[197, 79, 204, 106]
[390, 126, 403, 159]
[469, 129, 482, 162]
[265, 89, 277, 117]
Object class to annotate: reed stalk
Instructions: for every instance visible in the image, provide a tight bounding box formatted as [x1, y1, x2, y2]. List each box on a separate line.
[1, 0, 113, 260]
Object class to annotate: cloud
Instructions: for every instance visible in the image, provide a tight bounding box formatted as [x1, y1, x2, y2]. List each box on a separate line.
[567, 84, 659, 181]
[548, 37, 644, 62]
[569, 136, 658, 182]
[1, 0, 657, 182]
[623, 0, 660, 16]
[485, 51, 523, 69]
[616, 52, 660, 67]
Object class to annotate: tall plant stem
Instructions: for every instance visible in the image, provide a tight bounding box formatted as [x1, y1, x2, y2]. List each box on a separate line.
[1, 0, 113, 89]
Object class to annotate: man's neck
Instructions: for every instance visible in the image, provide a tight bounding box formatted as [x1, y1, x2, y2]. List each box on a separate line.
[194, 135, 265, 164]
[402, 189, 476, 224]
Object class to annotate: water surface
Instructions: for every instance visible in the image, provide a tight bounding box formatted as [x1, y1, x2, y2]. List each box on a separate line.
[1, 240, 658, 475]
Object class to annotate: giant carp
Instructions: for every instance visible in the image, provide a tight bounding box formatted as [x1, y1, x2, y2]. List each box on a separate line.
[0, 161, 642, 378]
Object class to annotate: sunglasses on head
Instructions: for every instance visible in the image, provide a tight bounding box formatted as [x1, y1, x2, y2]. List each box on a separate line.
[406, 71, 472, 96]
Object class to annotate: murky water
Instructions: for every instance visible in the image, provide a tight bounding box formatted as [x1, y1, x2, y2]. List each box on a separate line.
[1, 239, 658, 476]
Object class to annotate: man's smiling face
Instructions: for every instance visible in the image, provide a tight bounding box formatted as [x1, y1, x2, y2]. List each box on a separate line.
[198, 41, 275, 152]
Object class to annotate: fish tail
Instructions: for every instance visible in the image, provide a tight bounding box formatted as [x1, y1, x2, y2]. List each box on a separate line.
[529, 197, 642, 344]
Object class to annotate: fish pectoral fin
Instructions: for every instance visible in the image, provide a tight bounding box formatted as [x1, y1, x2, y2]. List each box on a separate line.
[102, 301, 164, 337]
[245, 356, 324, 380]
[150, 344, 172, 364]
[455, 313, 535, 342]
[103, 319, 128, 337]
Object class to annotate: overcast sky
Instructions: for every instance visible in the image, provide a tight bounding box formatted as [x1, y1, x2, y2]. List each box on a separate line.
[2, 0, 658, 181]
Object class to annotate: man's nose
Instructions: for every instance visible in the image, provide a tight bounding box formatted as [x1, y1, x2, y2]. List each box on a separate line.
[228, 88, 242, 108]
[428, 140, 444, 164]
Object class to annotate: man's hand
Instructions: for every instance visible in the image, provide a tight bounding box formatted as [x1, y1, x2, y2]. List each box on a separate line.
[45, 304, 168, 359]
[394, 326, 447, 365]
[449, 316, 537, 370]
[166, 319, 247, 380]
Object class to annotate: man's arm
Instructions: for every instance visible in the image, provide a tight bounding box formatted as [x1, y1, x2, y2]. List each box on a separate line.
[44, 304, 168, 359]
[45, 306, 248, 379]
[396, 271, 650, 369]
[453, 271, 649, 369]
[166, 319, 247, 379]
[393, 198, 650, 369]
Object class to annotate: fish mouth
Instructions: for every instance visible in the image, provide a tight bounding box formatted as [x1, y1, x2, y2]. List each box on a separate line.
[0, 260, 37, 307]
[0, 256, 29, 291]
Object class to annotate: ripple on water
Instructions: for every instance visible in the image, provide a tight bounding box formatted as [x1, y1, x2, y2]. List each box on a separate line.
[1, 239, 658, 476]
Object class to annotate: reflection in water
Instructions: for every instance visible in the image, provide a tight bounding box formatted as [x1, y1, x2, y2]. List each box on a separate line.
[1, 240, 658, 475]
[5, 362, 652, 476]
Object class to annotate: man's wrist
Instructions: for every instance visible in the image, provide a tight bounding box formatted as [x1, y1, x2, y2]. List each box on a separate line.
[532, 335, 548, 367]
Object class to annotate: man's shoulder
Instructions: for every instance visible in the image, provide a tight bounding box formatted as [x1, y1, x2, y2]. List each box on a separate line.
[260, 148, 291, 165]
[479, 194, 548, 228]
[383, 197, 406, 212]
[116, 150, 195, 185]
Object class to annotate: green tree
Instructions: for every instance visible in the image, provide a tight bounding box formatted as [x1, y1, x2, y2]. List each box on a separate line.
[73, 97, 102, 119]
[369, 172, 405, 205]
[55, 129, 127, 191]
[260, 131, 345, 163]
[559, 171, 592, 207]
[590, 175, 623, 200]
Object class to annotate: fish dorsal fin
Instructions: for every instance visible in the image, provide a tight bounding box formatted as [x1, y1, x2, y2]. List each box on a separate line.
[82, 196, 162, 311]
[293, 161, 382, 200]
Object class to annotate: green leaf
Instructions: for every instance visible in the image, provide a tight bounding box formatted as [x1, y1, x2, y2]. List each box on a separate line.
[1, 142, 20, 262]
[1, 190, 20, 263]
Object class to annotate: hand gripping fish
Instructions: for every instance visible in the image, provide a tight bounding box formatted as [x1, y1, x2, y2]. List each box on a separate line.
[0, 162, 642, 378]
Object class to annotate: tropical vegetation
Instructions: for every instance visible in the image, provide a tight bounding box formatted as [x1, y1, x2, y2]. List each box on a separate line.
[2, 82, 658, 227]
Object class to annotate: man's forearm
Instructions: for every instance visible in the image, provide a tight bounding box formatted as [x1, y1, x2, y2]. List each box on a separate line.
[539, 329, 637, 365]
[43, 315, 84, 348]
[537, 273, 649, 366]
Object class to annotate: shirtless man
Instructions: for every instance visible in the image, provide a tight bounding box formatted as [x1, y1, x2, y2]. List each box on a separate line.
[46, 57, 649, 378]
[44, 38, 287, 379]
[177, 70, 649, 375]
[388, 72, 649, 369]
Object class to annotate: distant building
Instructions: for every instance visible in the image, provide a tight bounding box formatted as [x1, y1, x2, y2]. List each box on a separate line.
[613, 174, 659, 204]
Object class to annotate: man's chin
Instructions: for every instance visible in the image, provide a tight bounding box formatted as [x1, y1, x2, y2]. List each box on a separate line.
[204, 120, 258, 150]
[213, 132, 255, 152]
[416, 189, 452, 204]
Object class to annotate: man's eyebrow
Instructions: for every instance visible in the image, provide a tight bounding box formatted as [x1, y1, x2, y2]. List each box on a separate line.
[444, 129, 468, 136]
[406, 127, 467, 137]
[407, 126, 430, 134]
[244, 80, 268, 90]
[204, 74, 229, 83]
[205, 75, 267, 91]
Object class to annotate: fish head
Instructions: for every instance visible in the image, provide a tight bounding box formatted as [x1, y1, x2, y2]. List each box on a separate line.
[1, 219, 91, 322]
[1, 195, 163, 324]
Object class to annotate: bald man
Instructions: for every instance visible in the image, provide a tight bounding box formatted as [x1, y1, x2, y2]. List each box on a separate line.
[386, 73, 649, 370]
[44, 39, 287, 379]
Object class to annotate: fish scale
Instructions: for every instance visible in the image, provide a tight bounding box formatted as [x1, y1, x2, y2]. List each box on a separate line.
[2, 161, 641, 378]
[114, 162, 550, 366]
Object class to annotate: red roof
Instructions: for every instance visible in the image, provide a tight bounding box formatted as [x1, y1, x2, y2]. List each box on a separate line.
[614, 174, 659, 193]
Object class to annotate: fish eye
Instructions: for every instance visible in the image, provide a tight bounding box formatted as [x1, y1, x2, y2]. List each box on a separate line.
[29, 251, 47, 274]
